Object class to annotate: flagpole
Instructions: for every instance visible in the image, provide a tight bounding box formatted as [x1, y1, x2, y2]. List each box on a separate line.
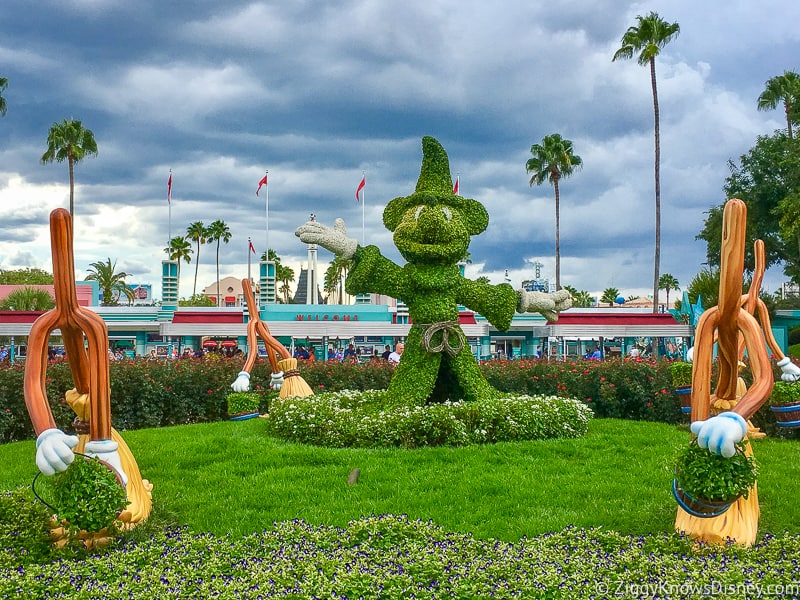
[247, 236, 252, 283]
[361, 170, 365, 245]
[264, 169, 269, 260]
[168, 169, 172, 246]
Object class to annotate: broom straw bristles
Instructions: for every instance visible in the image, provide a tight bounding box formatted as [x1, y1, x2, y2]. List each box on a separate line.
[278, 357, 313, 398]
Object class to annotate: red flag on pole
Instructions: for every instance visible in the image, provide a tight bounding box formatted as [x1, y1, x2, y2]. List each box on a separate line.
[452, 176, 459, 195]
[355, 175, 365, 202]
[167, 172, 172, 204]
[249, 240, 256, 255]
[256, 174, 268, 196]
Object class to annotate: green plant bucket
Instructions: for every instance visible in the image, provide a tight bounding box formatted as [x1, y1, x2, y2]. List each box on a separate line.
[672, 478, 735, 518]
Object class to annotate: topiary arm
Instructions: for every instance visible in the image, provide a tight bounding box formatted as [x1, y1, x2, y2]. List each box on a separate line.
[456, 280, 517, 331]
[517, 289, 574, 322]
[345, 245, 404, 298]
[295, 218, 358, 259]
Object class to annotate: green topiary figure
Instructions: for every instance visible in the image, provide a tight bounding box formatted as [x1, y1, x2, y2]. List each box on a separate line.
[296, 136, 572, 405]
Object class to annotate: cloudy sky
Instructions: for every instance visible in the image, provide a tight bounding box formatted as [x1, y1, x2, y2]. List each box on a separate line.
[1, 0, 798, 302]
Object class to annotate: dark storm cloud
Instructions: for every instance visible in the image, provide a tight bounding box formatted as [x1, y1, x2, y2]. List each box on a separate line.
[1, 0, 799, 298]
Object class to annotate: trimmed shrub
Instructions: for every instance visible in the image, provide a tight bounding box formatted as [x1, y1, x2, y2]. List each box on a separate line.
[0, 487, 56, 567]
[266, 389, 593, 448]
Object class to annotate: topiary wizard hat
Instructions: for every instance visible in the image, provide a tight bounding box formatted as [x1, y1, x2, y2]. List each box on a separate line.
[383, 136, 489, 235]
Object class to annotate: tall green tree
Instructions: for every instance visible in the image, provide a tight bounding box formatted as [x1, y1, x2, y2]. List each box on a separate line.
[164, 236, 193, 281]
[697, 132, 800, 277]
[658, 273, 680, 308]
[757, 70, 800, 139]
[84, 258, 135, 306]
[525, 133, 583, 290]
[0, 287, 55, 311]
[0, 268, 53, 284]
[613, 12, 680, 313]
[186, 221, 208, 298]
[40, 118, 98, 222]
[686, 267, 721, 311]
[0, 77, 7, 117]
[206, 220, 231, 307]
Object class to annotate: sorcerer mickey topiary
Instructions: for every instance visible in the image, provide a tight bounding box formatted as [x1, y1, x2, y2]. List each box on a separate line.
[296, 136, 573, 405]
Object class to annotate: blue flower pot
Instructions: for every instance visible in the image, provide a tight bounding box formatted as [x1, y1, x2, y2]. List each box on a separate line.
[674, 386, 692, 414]
[672, 478, 735, 518]
[770, 403, 800, 428]
[229, 412, 259, 421]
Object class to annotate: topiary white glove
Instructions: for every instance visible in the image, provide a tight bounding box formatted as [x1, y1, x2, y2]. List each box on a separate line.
[271, 370, 284, 391]
[36, 428, 79, 476]
[295, 218, 358, 259]
[686, 346, 694, 363]
[231, 371, 251, 392]
[84, 439, 128, 487]
[517, 289, 573, 321]
[778, 357, 800, 382]
[690, 412, 748, 458]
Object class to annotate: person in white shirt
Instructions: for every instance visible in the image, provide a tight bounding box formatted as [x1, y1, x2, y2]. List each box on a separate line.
[388, 342, 404, 364]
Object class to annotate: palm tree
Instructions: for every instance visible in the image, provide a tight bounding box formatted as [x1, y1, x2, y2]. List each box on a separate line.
[563, 285, 594, 308]
[323, 265, 338, 304]
[276, 263, 295, 303]
[658, 273, 680, 309]
[40, 118, 99, 222]
[85, 258, 135, 306]
[324, 255, 352, 304]
[526, 133, 583, 290]
[601, 287, 620, 307]
[613, 12, 680, 313]
[0, 77, 7, 117]
[185, 222, 208, 298]
[0, 287, 55, 311]
[260, 248, 282, 264]
[164, 236, 193, 282]
[206, 219, 232, 306]
[757, 70, 800, 139]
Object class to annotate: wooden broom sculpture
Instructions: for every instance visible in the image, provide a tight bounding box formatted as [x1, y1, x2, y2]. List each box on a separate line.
[24, 209, 152, 539]
[231, 278, 313, 399]
[675, 198, 800, 546]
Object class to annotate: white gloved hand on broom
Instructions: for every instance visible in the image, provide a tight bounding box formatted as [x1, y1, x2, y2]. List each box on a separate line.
[690, 412, 748, 458]
[271, 371, 284, 391]
[231, 371, 250, 392]
[35, 428, 78, 476]
[85, 439, 129, 487]
[778, 357, 800, 382]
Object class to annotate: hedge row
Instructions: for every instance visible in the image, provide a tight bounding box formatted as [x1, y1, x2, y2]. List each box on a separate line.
[3, 355, 789, 445]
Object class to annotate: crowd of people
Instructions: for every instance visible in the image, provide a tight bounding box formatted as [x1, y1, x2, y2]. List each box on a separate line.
[293, 342, 405, 364]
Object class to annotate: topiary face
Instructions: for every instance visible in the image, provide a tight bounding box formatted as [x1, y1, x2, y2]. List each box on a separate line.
[393, 197, 470, 265]
[383, 137, 488, 266]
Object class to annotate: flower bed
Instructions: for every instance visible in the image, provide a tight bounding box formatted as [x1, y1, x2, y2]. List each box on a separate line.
[266, 390, 592, 447]
[2, 515, 800, 598]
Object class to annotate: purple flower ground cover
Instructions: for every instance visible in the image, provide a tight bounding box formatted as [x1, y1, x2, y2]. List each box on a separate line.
[3, 515, 800, 599]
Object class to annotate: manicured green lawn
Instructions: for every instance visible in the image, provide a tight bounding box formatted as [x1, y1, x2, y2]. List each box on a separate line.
[1, 418, 797, 541]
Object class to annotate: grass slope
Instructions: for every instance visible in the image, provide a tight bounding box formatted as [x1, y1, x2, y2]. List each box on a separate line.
[0, 418, 798, 541]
